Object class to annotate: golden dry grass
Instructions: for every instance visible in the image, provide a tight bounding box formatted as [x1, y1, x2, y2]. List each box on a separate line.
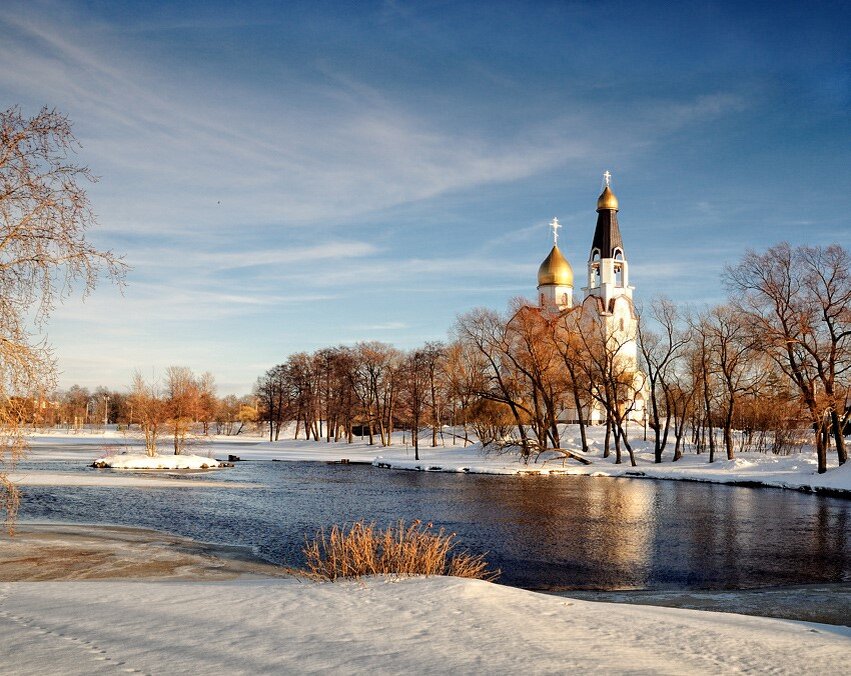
[303, 519, 499, 582]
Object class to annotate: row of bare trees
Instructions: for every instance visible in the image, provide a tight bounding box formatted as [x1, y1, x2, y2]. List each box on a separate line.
[619, 244, 849, 473]
[254, 342, 451, 459]
[126, 368, 258, 456]
[17, 370, 259, 457]
[253, 243, 849, 474]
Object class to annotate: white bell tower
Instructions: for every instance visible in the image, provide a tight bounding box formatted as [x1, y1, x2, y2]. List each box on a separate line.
[584, 171, 633, 309]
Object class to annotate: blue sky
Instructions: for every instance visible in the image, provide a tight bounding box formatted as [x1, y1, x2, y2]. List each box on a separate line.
[2, 0, 849, 395]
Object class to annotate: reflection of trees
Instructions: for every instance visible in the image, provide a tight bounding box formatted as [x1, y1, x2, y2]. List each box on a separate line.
[444, 476, 658, 589]
[812, 500, 849, 583]
[440, 477, 851, 591]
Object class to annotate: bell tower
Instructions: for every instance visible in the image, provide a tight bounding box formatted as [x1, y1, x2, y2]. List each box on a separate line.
[584, 171, 633, 308]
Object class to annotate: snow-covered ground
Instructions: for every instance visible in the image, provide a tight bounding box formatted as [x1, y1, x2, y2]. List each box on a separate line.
[6, 429, 849, 674]
[1, 576, 848, 675]
[91, 452, 227, 470]
[18, 425, 851, 495]
[6, 471, 244, 488]
[372, 438, 851, 496]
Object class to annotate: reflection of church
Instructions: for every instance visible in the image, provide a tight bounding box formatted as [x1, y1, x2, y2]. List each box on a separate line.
[535, 173, 646, 423]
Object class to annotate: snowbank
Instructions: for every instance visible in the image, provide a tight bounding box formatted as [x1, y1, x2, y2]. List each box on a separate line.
[373, 445, 851, 495]
[1, 576, 847, 675]
[8, 472, 244, 488]
[22, 426, 851, 496]
[91, 453, 225, 470]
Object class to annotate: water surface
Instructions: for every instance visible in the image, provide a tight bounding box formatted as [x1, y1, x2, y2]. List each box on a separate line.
[17, 459, 851, 591]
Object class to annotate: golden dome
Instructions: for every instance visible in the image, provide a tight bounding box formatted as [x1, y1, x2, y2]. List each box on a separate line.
[537, 245, 574, 287]
[597, 185, 619, 211]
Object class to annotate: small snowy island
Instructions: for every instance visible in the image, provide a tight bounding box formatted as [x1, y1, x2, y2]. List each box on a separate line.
[91, 453, 228, 470]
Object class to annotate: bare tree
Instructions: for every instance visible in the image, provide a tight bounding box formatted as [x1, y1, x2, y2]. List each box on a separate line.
[420, 341, 447, 448]
[255, 364, 290, 442]
[355, 342, 401, 447]
[575, 308, 643, 466]
[164, 366, 199, 455]
[196, 371, 217, 436]
[404, 349, 429, 460]
[443, 340, 486, 446]
[128, 371, 163, 457]
[638, 298, 690, 463]
[551, 309, 592, 453]
[689, 317, 720, 462]
[0, 107, 125, 531]
[726, 243, 850, 473]
[505, 303, 569, 452]
[698, 306, 763, 461]
[455, 308, 533, 456]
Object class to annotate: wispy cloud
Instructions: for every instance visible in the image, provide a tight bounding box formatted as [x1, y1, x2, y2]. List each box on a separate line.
[354, 321, 409, 331]
[1, 1, 810, 395]
[0, 7, 596, 238]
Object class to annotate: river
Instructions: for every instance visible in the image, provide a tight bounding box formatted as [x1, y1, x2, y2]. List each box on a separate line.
[16, 459, 851, 591]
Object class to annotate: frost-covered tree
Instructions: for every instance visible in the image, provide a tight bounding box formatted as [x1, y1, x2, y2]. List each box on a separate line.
[0, 107, 124, 531]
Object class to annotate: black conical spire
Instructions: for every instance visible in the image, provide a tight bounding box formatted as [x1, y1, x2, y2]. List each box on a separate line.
[589, 178, 624, 260]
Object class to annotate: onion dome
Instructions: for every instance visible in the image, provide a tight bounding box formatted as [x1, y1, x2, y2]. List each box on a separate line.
[537, 245, 574, 287]
[591, 188, 625, 260]
[597, 185, 619, 211]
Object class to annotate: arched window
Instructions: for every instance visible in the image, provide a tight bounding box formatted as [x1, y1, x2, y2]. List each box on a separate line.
[561, 293, 568, 307]
[613, 248, 624, 261]
[614, 264, 623, 287]
[591, 248, 601, 262]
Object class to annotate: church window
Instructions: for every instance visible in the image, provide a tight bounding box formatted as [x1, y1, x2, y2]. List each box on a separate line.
[591, 248, 601, 262]
[561, 293, 568, 306]
[614, 248, 624, 261]
[614, 264, 623, 287]
[540, 293, 545, 306]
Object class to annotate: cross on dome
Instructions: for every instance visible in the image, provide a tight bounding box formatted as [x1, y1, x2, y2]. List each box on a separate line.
[549, 217, 562, 245]
[603, 170, 611, 187]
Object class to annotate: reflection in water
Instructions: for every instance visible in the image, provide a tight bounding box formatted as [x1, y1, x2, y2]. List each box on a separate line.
[17, 460, 851, 591]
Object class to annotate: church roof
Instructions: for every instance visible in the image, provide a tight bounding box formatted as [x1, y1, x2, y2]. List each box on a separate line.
[537, 245, 574, 287]
[590, 184, 624, 259]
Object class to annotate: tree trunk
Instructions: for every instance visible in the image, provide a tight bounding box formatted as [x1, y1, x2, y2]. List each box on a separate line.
[830, 409, 847, 465]
[723, 397, 735, 460]
[651, 379, 663, 463]
[816, 421, 828, 474]
[701, 375, 716, 462]
[613, 423, 622, 465]
[621, 423, 637, 467]
[572, 385, 589, 453]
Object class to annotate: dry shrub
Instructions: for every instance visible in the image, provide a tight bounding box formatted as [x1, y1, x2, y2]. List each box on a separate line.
[303, 519, 499, 582]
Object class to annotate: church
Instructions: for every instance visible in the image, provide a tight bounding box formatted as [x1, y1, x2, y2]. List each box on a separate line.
[533, 173, 646, 424]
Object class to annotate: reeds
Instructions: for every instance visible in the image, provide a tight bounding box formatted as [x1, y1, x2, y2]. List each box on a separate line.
[302, 519, 499, 582]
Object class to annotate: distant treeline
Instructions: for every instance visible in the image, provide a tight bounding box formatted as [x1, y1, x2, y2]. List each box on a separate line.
[253, 243, 850, 473]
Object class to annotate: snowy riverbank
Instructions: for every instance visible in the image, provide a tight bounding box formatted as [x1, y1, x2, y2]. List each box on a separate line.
[2, 573, 848, 675]
[372, 443, 851, 496]
[7, 432, 849, 673]
[19, 426, 851, 496]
